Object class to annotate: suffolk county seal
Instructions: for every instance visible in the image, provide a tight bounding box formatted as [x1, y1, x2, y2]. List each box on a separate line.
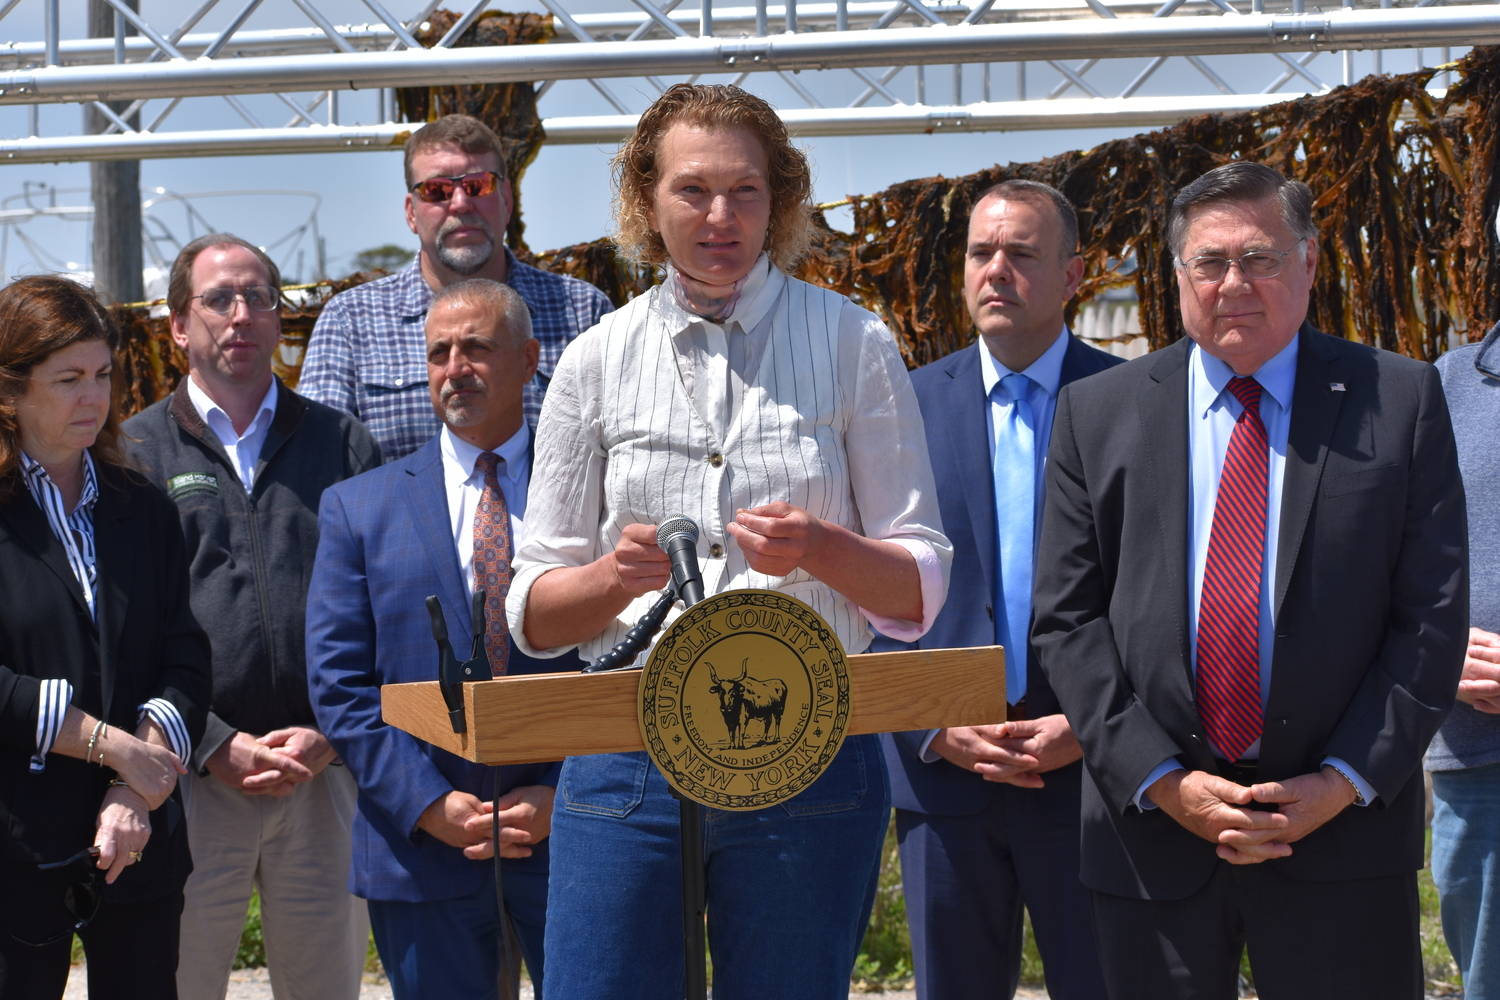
[638, 589, 851, 810]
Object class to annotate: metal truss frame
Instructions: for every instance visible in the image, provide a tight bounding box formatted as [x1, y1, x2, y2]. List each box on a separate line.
[0, 0, 1489, 163]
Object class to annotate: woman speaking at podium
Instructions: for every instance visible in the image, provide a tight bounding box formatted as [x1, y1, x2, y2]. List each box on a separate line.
[507, 84, 950, 998]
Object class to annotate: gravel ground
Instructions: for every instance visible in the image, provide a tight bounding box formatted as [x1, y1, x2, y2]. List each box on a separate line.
[64, 966, 1052, 998]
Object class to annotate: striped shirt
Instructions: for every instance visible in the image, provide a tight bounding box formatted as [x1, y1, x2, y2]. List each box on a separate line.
[508, 255, 952, 664]
[21, 451, 191, 770]
[298, 251, 614, 462]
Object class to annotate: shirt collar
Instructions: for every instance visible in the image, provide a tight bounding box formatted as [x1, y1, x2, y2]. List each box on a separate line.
[978, 326, 1071, 399]
[660, 254, 784, 339]
[185, 374, 278, 440]
[1191, 332, 1300, 419]
[440, 421, 530, 486]
[20, 448, 98, 515]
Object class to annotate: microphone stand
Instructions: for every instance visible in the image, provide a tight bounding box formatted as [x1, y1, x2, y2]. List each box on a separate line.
[577, 583, 709, 1000]
[426, 590, 520, 1000]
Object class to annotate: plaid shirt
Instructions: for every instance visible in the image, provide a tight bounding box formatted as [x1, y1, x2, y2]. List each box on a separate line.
[299, 250, 614, 461]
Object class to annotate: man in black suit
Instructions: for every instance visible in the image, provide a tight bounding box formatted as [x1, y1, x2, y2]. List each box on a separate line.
[875, 180, 1116, 999]
[1032, 161, 1468, 999]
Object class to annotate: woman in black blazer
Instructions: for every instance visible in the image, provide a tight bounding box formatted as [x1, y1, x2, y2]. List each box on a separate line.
[0, 276, 211, 998]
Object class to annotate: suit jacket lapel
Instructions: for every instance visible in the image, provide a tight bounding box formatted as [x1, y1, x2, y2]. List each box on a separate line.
[0, 489, 91, 617]
[91, 483, 131, 721]
[941, 345, 998, 602]
[1138, 339, 1195, 685]
[1273, 326, 1344, 620]
[403, 439, 472, 639]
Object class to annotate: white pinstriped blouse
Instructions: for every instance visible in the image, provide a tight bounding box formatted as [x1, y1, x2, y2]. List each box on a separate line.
[508, 255, 952, 665]
[20, 451, 191, 772]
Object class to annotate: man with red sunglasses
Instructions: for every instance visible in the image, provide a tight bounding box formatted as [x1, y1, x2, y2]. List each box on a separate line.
[301, 115, 613, 462]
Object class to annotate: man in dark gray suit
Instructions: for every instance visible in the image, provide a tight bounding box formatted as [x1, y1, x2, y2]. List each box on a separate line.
[1032, 161, 1468, 999]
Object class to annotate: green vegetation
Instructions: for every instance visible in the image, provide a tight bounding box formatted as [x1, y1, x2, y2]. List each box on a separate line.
[350, 244, 415, 276]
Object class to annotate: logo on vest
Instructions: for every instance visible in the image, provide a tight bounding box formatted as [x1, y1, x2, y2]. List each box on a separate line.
[639, 589, 850, 810]
[166, 472, 219, 501]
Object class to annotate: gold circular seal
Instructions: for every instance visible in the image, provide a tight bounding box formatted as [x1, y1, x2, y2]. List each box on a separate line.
[638, 589, 851, 811]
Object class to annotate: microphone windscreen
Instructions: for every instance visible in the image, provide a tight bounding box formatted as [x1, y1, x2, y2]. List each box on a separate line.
[656, 515, 700, 550]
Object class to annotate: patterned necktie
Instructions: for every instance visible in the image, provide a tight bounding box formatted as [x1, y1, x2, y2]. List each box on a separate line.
[1196, 376, 1268, 760]
[992, 373, 1036, 704]
[473, 452, 512, 676]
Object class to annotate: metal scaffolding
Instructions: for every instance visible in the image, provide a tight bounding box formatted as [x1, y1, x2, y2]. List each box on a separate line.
[0, 0, 1489, 163]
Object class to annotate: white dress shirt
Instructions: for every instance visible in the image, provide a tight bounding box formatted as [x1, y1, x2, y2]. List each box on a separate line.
[186, 376, 278, 491]
[1134, 337, 1374, 808]
[507, 254, 952, 664]
[440, 423, 530, 598]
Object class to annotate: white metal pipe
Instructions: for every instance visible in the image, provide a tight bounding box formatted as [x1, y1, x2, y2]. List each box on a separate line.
[0, 26, 405, 70]
[5, 0, 1484, 70]
[0, 94, 1320, 162]
[0, 7, 1491, 106]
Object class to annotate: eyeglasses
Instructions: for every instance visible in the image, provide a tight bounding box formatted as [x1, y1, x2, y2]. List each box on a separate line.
[410, 170, 502, 204]
[11, 846, 101, 948]
[192, 285, 280, 314]
[1177, 246, 1301, 284]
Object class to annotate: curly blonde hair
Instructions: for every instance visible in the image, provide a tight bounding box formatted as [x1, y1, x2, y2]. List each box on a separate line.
[613, 84, 814, 271]
[0, 276, 127, 502]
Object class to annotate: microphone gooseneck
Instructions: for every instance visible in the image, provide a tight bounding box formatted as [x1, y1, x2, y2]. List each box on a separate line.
[583, 587, 678, 673]
[657, 515, 705, 609]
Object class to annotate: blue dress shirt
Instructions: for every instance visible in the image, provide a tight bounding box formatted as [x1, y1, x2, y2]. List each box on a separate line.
[1135, 337, 1375, 808]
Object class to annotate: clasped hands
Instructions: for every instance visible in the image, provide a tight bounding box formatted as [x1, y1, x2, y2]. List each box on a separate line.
[416, 785, 556, 860]
[205, 726, 338, 797]
[930, 715, 1083, 788]
[1146, 766, 1359, 865]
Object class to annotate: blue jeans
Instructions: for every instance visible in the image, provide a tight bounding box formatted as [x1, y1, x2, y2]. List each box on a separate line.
[367, 866, 549, 1000]
[1432, 762, 1500, 1000]
[543, 735, 889, 1000]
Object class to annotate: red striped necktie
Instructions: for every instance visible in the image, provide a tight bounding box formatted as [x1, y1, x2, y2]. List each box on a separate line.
[1196, 376, 1268, 761]
[473, 451, 512, 676]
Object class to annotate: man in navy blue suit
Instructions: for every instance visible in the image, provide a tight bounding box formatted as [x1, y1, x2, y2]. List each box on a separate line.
[307, 278, 581, 999]
[875, 180, 1120, 999]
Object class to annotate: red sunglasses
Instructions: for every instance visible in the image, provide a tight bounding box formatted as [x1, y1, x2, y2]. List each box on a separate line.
[410, 170, 502, 204]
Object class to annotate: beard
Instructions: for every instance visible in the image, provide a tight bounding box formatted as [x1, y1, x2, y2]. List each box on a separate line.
[439, 373, 489, 427]
[434, 213, 495, 275]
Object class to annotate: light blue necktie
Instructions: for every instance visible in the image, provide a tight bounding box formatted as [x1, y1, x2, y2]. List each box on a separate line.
[993, 373, 1036, 704]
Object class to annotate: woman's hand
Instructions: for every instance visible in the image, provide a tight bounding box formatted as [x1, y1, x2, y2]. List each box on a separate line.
[727, 502, 826, 577]
[524, 523, 671, 651]
[107, 733, 186, 811]
[94, 785, 151, 884]
[728, 502, 923, 622]
[607, 523, 673, 599]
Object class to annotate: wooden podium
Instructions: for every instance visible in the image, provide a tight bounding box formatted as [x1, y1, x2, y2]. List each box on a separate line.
[380, 644, 1003, 997]
[382, 645, 1006, 765]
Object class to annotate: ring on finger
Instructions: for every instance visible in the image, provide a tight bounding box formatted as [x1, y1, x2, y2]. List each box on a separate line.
[128, 850, 143, 862]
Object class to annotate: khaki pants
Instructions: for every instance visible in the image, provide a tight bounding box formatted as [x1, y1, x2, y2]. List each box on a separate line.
[177, 763, 369, 1000]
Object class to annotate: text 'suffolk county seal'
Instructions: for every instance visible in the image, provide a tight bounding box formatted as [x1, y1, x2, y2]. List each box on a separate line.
[638, 589, 852, 810]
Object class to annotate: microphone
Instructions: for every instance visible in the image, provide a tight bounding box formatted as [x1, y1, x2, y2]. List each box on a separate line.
[657, 515, 705, 609]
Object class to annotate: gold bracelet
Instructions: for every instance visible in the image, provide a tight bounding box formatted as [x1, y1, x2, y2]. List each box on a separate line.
[1327, 763, 1366, 806]
[86, 720, 108, 765]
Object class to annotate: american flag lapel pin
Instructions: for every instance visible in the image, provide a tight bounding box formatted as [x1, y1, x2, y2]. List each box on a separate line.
[1329, 382, 1346, 392]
